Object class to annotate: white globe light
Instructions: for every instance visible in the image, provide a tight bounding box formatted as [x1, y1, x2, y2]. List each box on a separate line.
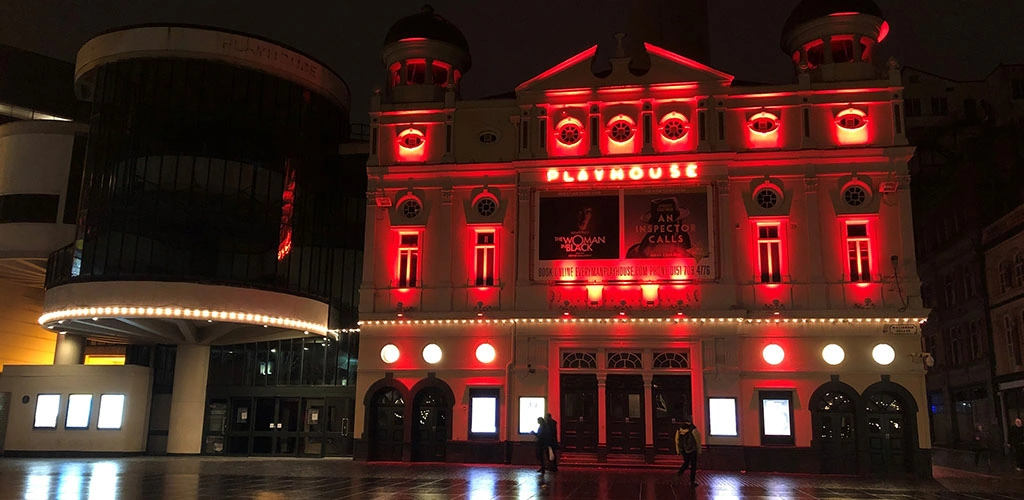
[872, 344, 896, 365]
[822, 344, 845, 365]
[762, 344, 785, 365]
[380, 344, 400, 364]
[422, 343, 443, 364]
[475, 343, 496, 363]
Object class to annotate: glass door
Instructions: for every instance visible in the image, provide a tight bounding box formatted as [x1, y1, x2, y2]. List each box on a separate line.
[560, 374, 598, 452]
[300, 398, 325, 457]
[606, 375, 645, 454]
[226, 397, 253, 454]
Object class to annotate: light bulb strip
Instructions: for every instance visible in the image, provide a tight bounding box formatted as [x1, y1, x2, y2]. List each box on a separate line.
[358, 316, 926, 327]
[39, 306, 330, 335]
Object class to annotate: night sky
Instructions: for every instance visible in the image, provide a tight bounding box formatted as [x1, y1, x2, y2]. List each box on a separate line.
[2, 1, 1023, 120]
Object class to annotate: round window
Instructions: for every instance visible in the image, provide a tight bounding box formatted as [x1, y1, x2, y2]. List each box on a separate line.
[398, 130, 424, 149]
[475, 197, 497, 217]
[755, 188, 779, 209]
[843, 185, 868, 206]
[748, 113, 780, 134]
[661, 118, 689, 140]
[608, 121, 634, 142]
[400, 199, 422, 218]
[557, 123, 582, 146]
[479, 131, 498, 144]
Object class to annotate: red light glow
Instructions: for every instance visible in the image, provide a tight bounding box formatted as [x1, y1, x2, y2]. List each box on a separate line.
[747, 112, 780, 148]
[878, 21, 890, 43]
[834, 108, 869, 145]
[517, 45, 599, 91]
[396, 128, 427, 162]
[277, 163, 295, 261]
[553, 117, 586, 156]
[606, 114, 637, 155]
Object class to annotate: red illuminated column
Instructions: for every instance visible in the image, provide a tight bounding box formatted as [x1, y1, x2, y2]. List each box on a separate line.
[643, 374, 654, 449]
[588, 105, 600, 156]
[823, 36, 834, 64]
[641, 101, 654, 154]
[436, 189, 454, 308]
[515, 187, 532, 286]
[804, 178, 827, 307]
[597, 374, 607, 449]
[697, 104, 708, 151]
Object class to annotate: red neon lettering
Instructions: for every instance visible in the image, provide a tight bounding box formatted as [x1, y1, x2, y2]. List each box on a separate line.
[685, 164, 698, 178]
[577, 169, 589, 181]
[594, 168, 605, 181]
[547, 169, 559, 182]
[610, 168, 625, 181]
[629, 167, 644, 180]
[562, 171, 575, 182]
[648, 167, 663, 179]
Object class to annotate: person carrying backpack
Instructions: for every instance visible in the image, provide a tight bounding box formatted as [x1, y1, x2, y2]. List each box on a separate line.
[674, 419, 701, 487]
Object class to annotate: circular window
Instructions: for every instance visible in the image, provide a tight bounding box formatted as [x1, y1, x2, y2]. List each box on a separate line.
[475, 343, 496, 363]
[872, 343, 896, 365]
[748, 112, 780, 134]
[822, 344, 845, 365]
[380, 344, 400, 364]
[762, 344, 785, 365]
[479, 131, 498, 144]
[661, 118, 689, 140]
[398, 129, 424, 149]
[835, 109, 868, 130]
[400, 199, 422, 219]
[608, 121, 634, 142]
[843, 185, 868, 206]
[475, 197, 497, 217]
[557, 123, 582, 146]
[755, 188, 779, 209]
[422, 343, 442, 364]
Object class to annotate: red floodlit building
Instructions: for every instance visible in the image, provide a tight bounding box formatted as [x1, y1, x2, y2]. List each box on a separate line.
[356, 2, 930, 475]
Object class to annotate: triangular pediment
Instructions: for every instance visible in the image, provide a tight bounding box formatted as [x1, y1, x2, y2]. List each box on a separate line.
[516, 43, 733, 93]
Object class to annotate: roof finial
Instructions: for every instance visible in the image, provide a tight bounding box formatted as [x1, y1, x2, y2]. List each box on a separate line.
[421, 4, 434, 14]
[613, 32, 627, 58]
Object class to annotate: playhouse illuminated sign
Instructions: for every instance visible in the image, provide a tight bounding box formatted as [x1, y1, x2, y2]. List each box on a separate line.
[546, 163, 698, 184]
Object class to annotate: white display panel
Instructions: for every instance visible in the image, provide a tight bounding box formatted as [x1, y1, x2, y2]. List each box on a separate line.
[470, 396, 498, 433]
[761, 398, 792, 436]
[33, 394, 61, 428]
[65, 394, 94, 429]
[708, 398, 737, 436]
[519, 397, 545, 434]
[97, 394, 126, 430]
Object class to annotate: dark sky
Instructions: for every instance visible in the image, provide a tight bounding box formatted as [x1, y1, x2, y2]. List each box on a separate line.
[2, 1, 1023, 120]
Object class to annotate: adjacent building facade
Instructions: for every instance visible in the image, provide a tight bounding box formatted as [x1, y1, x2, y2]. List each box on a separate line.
[357, 2, 931, 475]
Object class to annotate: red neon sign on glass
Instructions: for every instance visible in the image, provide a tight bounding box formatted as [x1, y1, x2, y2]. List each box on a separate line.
[546, 163, 698, 184]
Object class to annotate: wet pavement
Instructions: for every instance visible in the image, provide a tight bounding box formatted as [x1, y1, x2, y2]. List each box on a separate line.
[1, 457, 1023, 499]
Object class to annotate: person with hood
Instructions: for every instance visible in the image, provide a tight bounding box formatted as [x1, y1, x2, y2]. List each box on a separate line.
[674, 419, 702, 487]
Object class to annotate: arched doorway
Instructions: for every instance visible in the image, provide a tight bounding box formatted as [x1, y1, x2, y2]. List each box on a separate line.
[810, 380, 860, 474]
[368, 387, 406, 461]
[863, 380, 919, 474]
[411, 387, 451, 462]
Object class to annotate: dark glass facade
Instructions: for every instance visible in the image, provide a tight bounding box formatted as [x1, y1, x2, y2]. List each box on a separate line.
[208, 334, 359, 388]
[47, 57, 364, 327]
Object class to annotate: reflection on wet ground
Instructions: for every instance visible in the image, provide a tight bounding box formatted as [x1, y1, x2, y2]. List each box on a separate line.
[1, 457, 1023, 499]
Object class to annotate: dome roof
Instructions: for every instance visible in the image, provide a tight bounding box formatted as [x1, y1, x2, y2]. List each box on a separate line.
[782, 0, 884, 39]
[384, 5, 470, 55]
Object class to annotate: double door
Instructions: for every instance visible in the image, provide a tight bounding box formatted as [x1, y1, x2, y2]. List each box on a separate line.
[222, 396, 351, 456]
[867, 412, 908, 473]
[560, 374, 598, 452]
[606, 375, 645, 454]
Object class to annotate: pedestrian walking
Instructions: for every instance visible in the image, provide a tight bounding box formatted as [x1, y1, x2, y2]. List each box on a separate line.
[674, 419, 701, 487]
[534, 416, 550, 473]
[545, 413, 559, 472]
[1009, 417, 1024, 471]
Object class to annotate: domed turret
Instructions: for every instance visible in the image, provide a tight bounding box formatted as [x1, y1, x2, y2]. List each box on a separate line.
[381, 5, 471, 102]
[780, 0, 889, 82]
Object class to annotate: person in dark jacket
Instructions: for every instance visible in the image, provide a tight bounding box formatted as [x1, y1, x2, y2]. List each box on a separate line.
[674, 419, 702, 487]
[1010, 417, 1024, 471]
[534, 417, 549, 473]
[545, 413, 559, 471]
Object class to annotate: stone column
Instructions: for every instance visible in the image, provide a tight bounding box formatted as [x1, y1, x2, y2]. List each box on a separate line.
[53, 334, 86, 365]
[166, 344, 211, 454]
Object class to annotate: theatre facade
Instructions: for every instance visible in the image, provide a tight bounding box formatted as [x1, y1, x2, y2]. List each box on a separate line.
[356, 3, 930, 475]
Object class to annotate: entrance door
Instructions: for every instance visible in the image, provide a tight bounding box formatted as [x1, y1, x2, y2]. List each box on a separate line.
[226, 397, 252, 454]
[411, 387, 449, 462]
[323, 397, 353, 456]
[560, 374, 598, 452]
[866, 392, 910, 473]
[250, 397, 299, 456]
[606, 374, 645, 454]
[300, 399, 325, 456]
[812, 391, 857, 474]
[652, 375, 692, 454]
[368, 388, 405, 461]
